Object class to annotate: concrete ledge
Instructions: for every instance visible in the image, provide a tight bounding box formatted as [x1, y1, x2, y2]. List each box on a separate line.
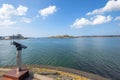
[3, 69, 29, 80]
[28, 65, 110, 80]
[0, 65, 110, 80]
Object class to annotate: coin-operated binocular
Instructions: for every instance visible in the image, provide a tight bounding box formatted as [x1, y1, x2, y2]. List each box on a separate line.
[12, 41, 27, 72]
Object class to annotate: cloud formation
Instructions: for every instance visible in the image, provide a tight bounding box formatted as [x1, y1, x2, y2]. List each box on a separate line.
[93, 15, 112, 25]
[114, 16, 120, 26]
[87, 0, 120, 15]
[0, 20, 16, 26]
[0, 4, 29, 27]
[72, 18, 91, 28]
[115, 16, 120, 20]
[72, 15, 112, 28]
[20, 17, 31, 23]
[71, 0, 120, 29]
[17, 5, 28, 16]
[0, 4, 14, 20]
[39, 5, 57, 18]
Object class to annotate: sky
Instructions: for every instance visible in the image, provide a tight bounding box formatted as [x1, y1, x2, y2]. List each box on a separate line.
[0, 0, 120, 37]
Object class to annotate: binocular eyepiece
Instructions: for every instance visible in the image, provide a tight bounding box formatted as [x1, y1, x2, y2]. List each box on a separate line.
[12, 41, 27, 50]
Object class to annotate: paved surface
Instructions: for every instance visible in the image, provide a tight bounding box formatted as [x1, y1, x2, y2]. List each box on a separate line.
[0, 68, 54, 80]
[0, 74, 54, 80]
[26, 73, 54, 80]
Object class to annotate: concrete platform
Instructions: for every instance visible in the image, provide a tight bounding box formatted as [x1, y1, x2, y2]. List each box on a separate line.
[3, 69, 29, 80]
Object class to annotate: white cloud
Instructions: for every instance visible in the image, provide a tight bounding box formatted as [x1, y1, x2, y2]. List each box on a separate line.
[115, 16, 120, 20]
[72, 18, 91, 28]
[114, 16, 120, 26]
[17, 5, 28, 16]
[0, 20, 16, 26]
[92, 15, 112, 25]
[87, 0, 120, 15]
[39, 5, 57, 18]
[21, 17, 31, 23]
[72, 15, 112, 28]
[0, 4, 29, 27]
[0, 4, 15, 19]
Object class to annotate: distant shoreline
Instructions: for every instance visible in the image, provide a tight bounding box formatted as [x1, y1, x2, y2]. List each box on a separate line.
[0, 34, 28, 40]
[1, 35, 120, 40]
[0, 38, 28, 40]
[48, 35, 120, 38]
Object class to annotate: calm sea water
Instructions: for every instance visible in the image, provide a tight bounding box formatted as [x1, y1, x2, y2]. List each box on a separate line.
[0, 38, 120, 80]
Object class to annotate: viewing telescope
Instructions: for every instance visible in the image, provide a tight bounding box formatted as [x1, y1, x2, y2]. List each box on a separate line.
[3, 41, 29, 80]
[12, 41, 27, 50]
[11, 41, 27, 72]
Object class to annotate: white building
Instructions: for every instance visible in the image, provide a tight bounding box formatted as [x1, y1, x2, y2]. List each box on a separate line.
[4, 36, 10, 40]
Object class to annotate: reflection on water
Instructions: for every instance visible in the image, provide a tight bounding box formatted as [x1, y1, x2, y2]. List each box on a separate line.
[0, 38, 120, 80]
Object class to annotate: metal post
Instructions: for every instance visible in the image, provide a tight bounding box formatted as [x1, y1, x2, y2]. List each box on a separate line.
[16, 50, 22, 72]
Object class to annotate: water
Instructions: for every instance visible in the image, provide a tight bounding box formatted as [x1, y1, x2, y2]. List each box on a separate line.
[0, 37, 120, 80]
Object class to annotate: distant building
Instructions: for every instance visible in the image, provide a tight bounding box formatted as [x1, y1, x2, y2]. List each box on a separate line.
[10, 34, 24, 39]
[16, 34, 24, 39]
[4, 36, 10, 40]
[0, 36, 3, 39]
[0, 34, 25, 40]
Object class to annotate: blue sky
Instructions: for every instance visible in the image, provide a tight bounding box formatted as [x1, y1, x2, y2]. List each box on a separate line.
[0, 0, 120, 37]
